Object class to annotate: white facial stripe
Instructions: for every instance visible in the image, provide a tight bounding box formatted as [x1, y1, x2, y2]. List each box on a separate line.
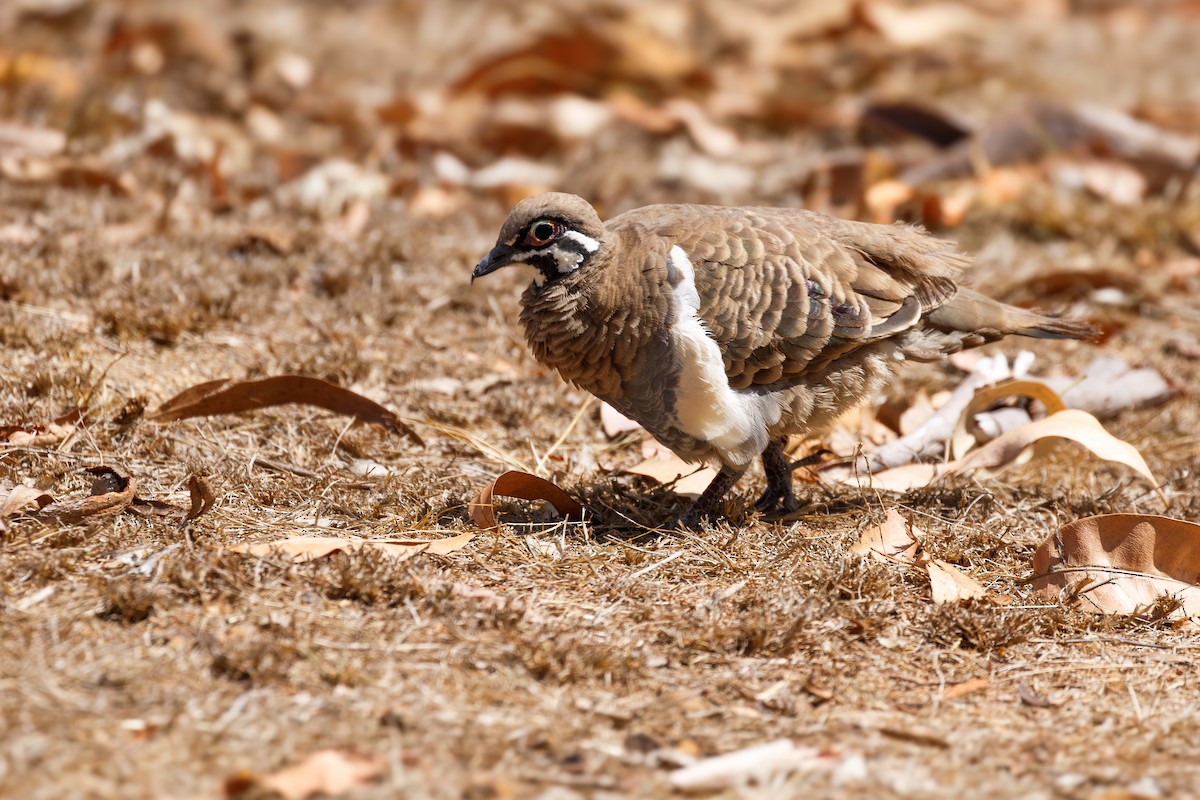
[508, 250, 538, 263]
[666, 246, 781, 467]
[562, 230, 600, 253]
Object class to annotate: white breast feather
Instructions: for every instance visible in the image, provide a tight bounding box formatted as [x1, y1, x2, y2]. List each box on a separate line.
[667, 246, 782, 467]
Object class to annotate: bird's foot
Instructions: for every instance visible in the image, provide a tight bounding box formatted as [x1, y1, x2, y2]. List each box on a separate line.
[755, 438, 798, 516]
[754, 441, 830, 517]
[753, 480, 797, 515]
[671, 465, 744, 530]
[673, 505, 706, 531]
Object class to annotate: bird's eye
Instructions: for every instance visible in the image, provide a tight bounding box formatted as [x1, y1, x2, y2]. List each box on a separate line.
[525, 220, 561, 247]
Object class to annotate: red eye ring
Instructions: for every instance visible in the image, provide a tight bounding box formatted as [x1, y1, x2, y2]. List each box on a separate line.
[524, 219, 561, 247]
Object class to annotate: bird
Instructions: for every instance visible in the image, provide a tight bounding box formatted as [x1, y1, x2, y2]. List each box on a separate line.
[472, 193, 1097, 528]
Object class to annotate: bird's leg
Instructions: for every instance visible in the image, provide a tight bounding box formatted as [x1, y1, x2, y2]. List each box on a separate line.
[754, 440, 831, 515]
[676, 465, 745, 529]
[754, 438, 797, 515]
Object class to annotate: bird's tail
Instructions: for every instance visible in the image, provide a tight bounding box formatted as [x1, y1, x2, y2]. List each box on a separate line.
[927, 289, 1101, 342]
[1010, 312, 1101, 341]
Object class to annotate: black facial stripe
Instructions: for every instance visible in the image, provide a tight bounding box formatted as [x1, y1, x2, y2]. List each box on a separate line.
[551, 237, 589, 258]
[523, 253, 560, 277]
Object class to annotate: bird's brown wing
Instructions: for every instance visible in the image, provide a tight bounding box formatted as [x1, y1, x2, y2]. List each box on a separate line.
[657, 206, 967, 390]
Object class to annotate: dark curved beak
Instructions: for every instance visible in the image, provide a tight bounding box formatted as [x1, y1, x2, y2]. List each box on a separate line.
[471, 244, 514, 283]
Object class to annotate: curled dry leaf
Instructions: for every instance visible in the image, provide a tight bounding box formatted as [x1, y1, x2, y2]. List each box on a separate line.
[150, 375, 422, 445]
[186, 474, 216, 521]
[31, 466, 135, 525]
[902, 101, 1200, 188]
[950, 378, 1066, 459]
[949, 409, 1158, 484]
[230, 532, 476, 562]
[838, 410, 1159, 494]
[128, 496, 185, 517]
[825, 354, 1019, 478]
[127, 475, 215, 521]
[226, 749, 383, 800]
[858, 101, 971, 148]
[850, 509, 921, 563]
[469, 470, 584, 530]
[1031, 514, 1200, 619]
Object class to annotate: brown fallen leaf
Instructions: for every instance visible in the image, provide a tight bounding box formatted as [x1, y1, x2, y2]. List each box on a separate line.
[150, 375, 422, 445]
[226, 749, 383, 800]
[128, 496, 185, 517]
[877, 726, 950, 749]
[186, 474, 216, 521]
[1031, 514, 1200, 619]
[850, 509, 921, 563]
[230, 531, 476, 562]
[31, 466, 135, 525]
[927, 558, 988, 603]
[1002, 267, 1143, 307]
[469, 470, 584, 530]
[835, 462, 943, 493]
[1, 484, 55, 521]
[1, 407, 86, 447]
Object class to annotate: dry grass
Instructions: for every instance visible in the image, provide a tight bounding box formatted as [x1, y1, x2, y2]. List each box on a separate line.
[4, 1, 1200, 798]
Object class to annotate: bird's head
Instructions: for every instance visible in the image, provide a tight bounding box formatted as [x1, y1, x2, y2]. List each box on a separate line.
[472, 193, 605, 288]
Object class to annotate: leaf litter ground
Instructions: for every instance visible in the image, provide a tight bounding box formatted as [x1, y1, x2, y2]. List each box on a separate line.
[3, 1, 1200, 798]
